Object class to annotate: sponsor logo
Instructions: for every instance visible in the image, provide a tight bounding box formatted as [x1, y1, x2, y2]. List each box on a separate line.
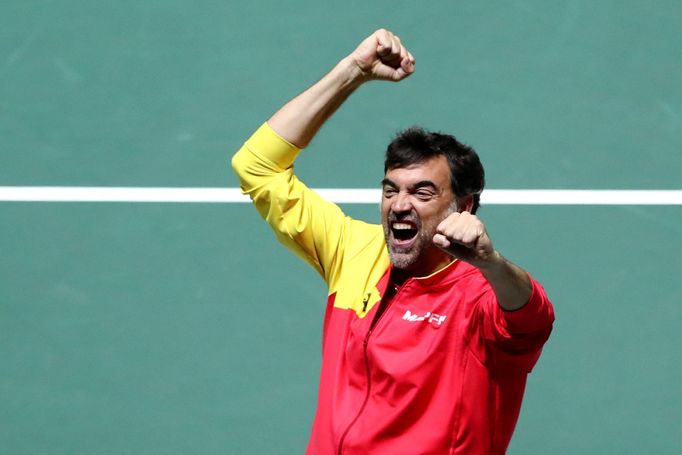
[402, 310, 446, 327]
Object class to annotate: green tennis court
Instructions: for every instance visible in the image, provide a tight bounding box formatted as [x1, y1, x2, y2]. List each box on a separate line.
[2, 1, 680, 453]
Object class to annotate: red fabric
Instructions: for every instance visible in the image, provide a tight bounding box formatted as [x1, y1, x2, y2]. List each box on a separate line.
[307, 261, 554, 455]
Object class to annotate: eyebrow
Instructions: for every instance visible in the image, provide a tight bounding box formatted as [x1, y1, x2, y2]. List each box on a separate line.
[381, 178, 439, 191]
[381, 178, 396, 188]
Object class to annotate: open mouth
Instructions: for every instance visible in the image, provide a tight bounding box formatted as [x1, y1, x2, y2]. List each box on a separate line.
[390, 221, 419, 246]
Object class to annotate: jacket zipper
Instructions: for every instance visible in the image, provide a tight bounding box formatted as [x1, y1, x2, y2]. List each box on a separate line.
[336, 283, 404, 454]
[336, 330, 374, 455]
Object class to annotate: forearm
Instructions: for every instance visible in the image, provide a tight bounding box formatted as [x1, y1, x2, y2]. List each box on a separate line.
[478, 252, 533, 311]
[267, 29, 415, 148]
[268, 57, 366, 148]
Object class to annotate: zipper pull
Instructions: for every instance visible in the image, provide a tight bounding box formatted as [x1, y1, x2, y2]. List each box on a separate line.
[362, 292, 371, 313]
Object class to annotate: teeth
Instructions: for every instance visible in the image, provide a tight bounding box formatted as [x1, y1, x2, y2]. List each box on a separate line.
[392, 223, 415, 230]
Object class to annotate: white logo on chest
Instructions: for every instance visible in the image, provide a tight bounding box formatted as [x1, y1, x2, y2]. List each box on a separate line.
[402, 310, 447, 326]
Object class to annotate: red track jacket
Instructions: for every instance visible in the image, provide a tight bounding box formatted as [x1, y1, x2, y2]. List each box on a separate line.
[232, 124, 555, 454]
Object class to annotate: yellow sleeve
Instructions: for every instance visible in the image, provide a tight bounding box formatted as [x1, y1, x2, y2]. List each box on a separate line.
[231, 122, 350, 285]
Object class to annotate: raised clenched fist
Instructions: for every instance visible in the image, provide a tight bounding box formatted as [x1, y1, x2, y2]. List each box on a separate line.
[349, 29, 415, 82]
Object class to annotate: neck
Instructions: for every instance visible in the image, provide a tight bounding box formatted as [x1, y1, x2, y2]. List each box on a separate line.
[392, 251, 455, 283]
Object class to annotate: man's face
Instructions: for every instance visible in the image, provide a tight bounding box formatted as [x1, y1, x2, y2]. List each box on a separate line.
[381, 155, 457, 276]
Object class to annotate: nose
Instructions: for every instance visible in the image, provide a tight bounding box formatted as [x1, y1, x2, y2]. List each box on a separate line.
[391, 191, 413, 214]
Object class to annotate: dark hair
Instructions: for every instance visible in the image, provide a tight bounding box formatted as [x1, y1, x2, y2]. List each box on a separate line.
[384, 127, 485, 213]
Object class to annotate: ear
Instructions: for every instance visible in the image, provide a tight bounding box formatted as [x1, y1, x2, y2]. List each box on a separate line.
[457, 195, 474, 213]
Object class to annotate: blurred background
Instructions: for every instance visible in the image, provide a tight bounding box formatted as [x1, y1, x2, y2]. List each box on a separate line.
[1, 1, 680, 453]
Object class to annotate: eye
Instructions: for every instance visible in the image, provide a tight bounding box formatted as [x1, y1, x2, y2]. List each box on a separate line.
[415, 190, 435, 201]
[382, 187, 397, 198]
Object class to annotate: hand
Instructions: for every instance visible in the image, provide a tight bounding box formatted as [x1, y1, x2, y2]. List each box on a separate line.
[432, 212, 500, 269]
[349, 29, 415, 82]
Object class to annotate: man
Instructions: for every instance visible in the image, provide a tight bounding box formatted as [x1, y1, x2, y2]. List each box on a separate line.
[232, 29, 554, 455]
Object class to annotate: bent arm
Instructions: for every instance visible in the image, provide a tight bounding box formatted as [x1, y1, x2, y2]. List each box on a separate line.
[232, 29, 414, 283]
[434, 212, 533, 311]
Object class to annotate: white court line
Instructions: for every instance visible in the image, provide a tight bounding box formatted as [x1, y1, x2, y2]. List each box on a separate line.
[0, 187, 681, 205]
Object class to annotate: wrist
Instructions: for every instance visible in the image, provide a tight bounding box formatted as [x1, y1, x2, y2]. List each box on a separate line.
[337, 56, 371, 87]
[477, 250, 505, 273]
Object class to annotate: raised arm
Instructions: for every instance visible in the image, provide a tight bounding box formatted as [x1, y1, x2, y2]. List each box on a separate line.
[231, 29, 414, 283]
[268, 28, 415, 148]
